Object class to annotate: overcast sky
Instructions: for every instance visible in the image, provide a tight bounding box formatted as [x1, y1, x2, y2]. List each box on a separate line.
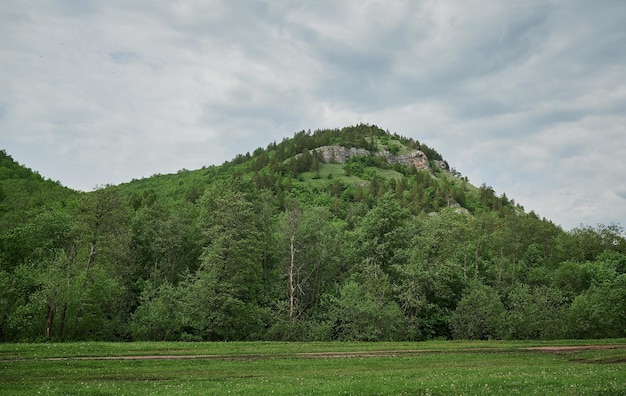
[1, 1, 625, 230]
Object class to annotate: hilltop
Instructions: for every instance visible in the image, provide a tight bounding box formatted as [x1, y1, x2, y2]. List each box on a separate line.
[118, 125, 489, 216]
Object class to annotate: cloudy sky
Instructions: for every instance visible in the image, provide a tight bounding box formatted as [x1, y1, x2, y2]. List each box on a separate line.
[1, 0, 625, 230]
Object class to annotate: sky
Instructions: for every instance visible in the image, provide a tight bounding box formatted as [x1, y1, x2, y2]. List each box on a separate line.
[1, 0, 625, 231]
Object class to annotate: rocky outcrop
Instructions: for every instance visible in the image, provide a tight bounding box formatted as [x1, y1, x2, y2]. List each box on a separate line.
[381, 150, 430, 170]
[311, 146, 431, 171]
[433, 160, 448, 172]
[314, 146, 370, 164]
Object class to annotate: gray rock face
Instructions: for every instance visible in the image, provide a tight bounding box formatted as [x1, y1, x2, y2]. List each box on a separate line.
[313, 146, 370, 164]
[311, 146, 431, 171]
[383, 150, 430, 170]
[433, 160, 449, 172]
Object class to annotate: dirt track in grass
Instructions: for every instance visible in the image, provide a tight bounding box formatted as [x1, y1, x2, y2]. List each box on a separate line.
[526, 344, 626, 363]
[17, 344, 625, 362]
[526, 345, 626, 353]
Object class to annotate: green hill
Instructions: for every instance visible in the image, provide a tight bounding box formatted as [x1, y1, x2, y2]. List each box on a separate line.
[117, 125, 484, 216]
[0, 150, 77, 224]
[1, 125, 625, 343]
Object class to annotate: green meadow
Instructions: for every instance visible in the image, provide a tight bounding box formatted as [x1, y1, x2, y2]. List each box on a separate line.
[1, 340, 625, 395]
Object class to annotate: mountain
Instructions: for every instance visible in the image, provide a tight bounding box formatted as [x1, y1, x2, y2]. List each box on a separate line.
[1, 125, 625, 343]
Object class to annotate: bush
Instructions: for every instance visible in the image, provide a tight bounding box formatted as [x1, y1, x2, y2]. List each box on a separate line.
[450, 281, 505, 340]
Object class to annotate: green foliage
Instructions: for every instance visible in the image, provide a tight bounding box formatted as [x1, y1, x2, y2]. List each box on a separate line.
[131, 282, 183, 341]
[325, 268, 404, 341]
[503, 284, 566, 340]
[566, 274, 626, 339]
[351, 193, 410, 272]
[393, 212, 468, 339]
[1, 127, 626, 342]
[343, 158, 365, 177]
[450, 281, 506, 340]
[273, 205, 344, 322]
[177, 181, 267, 341]
[130, 201, 201, 285]
[179, 269, 267, 341]
[388, 143, 401, 155]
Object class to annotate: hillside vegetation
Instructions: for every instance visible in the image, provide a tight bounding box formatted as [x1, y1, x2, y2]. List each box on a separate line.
[1, 125, 625, 342]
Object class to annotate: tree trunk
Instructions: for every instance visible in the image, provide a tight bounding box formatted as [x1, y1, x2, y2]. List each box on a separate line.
[76, 244, 97, 336]
[58, 249, 72, 339]
[82, 244, 96, 288]
[289, 230, 296, 321]
[287, 204, 300, 322]
[45, 305, 55, 340]
[57, 303, 67, 339]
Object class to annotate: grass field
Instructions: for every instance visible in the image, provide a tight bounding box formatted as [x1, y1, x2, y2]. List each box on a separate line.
[1, 340, 625, 395]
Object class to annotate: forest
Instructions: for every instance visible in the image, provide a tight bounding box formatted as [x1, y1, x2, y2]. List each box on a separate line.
[1, 124, 625, 342]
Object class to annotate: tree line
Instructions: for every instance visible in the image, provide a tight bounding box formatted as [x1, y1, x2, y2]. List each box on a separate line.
[1, 127, 625, 342]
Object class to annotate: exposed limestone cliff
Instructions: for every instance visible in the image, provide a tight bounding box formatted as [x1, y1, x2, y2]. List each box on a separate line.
[313, 146, 370, 164]
[311, 145, 431, 171]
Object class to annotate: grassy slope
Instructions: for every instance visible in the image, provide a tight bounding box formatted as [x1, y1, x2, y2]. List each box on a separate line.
[299, 163, 404, 188]
[1, 341, 624, 395]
